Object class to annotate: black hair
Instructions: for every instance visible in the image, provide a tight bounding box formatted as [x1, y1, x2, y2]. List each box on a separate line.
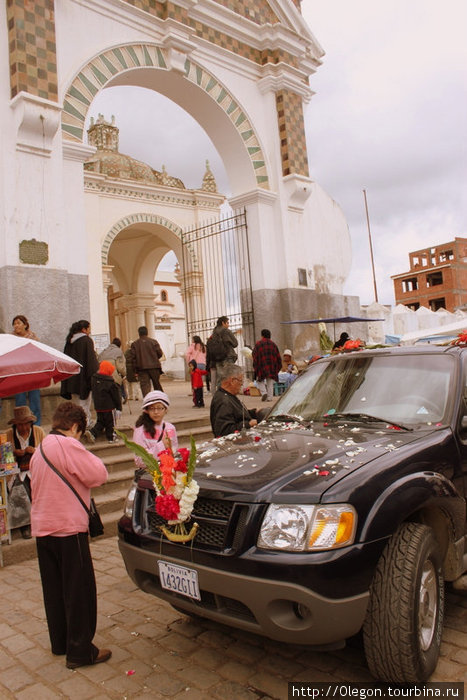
[12, 314, 30, 330]
[112, 337, 121, 347]
[135, 411, 157, 438]
[138, 326, 148, 336]
[216, 316, 228, 326]
[189, 359, 197, 369]
[65, 320, 90, 344]
[261, 329, 271, 339]
[192, 335, 205, 352]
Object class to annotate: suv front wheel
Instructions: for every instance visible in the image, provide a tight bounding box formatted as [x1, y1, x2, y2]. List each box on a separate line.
[363, 522, 444, 682]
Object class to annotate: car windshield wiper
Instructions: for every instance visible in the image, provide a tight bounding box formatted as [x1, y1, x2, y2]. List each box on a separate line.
[324, 412, 413, 431]
[267, 413, 309, 426]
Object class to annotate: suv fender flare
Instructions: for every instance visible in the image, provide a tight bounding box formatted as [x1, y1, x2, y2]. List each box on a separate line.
[360, 471, 465, 548]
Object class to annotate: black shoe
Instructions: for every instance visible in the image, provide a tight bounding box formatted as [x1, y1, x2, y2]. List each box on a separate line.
[66, 648, 112, 669]
[21, 526, 32, 539]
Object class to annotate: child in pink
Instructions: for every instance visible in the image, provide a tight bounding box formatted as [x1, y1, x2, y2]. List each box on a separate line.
[132, 390, 178, 467]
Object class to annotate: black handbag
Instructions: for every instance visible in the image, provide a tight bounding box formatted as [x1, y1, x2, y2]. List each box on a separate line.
[39, 443, 104, 538]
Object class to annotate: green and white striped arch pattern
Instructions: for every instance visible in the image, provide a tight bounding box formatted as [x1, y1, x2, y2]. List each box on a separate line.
[62, 43, 269, 189]
[101, 213, 197, 268]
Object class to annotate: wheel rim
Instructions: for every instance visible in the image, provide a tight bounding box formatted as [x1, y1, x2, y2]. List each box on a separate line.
[418, 560, 438, 651]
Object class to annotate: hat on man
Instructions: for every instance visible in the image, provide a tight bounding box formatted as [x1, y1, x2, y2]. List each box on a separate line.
[283, 349, 292, 356]
[142, 390, 170, 410]
[8, 405, 37, 425]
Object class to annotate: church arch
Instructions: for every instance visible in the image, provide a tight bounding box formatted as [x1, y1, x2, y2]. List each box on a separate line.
[62, 43, 269, 190]
[101, 212, 198, 271]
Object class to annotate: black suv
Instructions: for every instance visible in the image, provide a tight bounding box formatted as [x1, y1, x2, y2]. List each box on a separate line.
[118, 345, 467, 683]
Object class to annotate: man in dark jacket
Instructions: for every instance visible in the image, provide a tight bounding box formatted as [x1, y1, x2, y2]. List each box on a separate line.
[129, 326, 163, 397]
[206, 316, 238, 389]
[61, 320, 99, 429]
[252, 329, 282, 402]
[210, 364, 258, 437]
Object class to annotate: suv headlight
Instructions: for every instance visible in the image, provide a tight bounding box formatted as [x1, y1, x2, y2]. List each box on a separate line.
[257, 504, 357, 551]
[124, 483, 137, 518]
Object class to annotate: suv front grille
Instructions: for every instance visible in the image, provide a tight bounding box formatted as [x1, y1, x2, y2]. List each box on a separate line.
[143, 495, 250, 552]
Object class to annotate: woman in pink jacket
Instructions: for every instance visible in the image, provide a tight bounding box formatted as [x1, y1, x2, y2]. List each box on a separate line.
[30, 402, 111, 670]
[185, 335, 209, 390]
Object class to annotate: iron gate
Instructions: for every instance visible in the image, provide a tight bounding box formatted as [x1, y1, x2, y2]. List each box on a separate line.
[181, 207, 255, 355]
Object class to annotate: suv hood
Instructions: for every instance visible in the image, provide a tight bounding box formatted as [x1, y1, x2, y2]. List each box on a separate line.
[195, 420, 438, 502]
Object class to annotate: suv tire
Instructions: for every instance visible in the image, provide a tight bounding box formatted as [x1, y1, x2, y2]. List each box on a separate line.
[363, 522, 444, 682]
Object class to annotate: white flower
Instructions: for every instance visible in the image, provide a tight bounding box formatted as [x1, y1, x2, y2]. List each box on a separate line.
[171, 472, 186, 500]
[178, 479, 200, 522]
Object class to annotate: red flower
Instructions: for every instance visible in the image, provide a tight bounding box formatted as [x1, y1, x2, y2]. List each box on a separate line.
[343, 339, 364, 351]
[159, 451, 177, 492]
[318, 470, 330, 476]
[156, 493, 180, 520]
[178, 448, 190, 464]
[451, 331, 467, 345]
[254, 436, 261, 442]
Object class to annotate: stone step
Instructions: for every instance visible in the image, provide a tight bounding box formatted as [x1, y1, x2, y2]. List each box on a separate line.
[2, 410, 213, 566]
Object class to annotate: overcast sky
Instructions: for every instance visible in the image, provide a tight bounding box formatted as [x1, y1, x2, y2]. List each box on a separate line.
[90, 0, 467, 306]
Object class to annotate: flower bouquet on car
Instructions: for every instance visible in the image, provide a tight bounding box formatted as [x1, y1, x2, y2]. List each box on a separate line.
[116, 431, 199, 543]
[451, 331, 467, 346]
[341, 339, 364, 352]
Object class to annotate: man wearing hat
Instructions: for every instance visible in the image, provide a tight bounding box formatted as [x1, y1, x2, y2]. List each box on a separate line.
[278, 349, 299, 389]
[6, 406, 45, 538]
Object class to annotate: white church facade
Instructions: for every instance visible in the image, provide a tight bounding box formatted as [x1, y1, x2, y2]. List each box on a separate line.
[0, 0, 360, 356]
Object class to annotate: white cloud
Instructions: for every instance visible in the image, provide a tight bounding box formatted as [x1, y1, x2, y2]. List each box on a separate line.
[303, 0, 467, 303]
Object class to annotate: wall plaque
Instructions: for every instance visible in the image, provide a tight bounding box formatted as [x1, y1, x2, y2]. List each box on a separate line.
[19, 239, 49, 265]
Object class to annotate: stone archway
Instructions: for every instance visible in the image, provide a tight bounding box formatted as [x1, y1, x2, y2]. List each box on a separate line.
[3, 1, 355, 355]
[101, 212, 196, 268]
[62, 43, 269, 192]
[100, 211, 207, 357]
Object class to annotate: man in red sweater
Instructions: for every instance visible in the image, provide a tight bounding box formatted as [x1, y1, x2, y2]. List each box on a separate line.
[252, 328, 282, 402]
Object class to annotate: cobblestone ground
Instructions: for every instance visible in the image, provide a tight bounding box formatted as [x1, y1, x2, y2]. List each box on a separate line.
[0, 536, 466, 699]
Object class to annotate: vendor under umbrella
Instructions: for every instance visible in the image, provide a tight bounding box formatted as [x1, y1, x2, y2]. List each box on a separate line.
[6, 405, 45, 538]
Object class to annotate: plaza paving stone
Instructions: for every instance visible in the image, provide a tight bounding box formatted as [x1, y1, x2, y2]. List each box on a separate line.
[0, 536, 466, 698]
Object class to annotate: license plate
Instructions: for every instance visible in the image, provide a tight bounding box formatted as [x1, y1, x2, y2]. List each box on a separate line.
[158, 561, 201, 601]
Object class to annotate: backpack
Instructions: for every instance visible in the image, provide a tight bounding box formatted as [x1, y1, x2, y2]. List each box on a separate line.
[206, 332, 228, 362]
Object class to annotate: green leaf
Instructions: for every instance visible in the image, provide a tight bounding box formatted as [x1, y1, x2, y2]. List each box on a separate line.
[115, 429, 160, 477]
[186, 434, 197, 483]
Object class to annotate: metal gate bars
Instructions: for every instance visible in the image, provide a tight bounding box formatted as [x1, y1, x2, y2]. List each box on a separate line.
[180, 207, 255, 354]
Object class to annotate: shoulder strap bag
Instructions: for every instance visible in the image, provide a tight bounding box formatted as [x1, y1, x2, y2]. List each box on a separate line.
[39, 443, 104, 537]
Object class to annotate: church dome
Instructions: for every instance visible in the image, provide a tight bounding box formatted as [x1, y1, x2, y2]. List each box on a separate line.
[84, 114, 185, 188]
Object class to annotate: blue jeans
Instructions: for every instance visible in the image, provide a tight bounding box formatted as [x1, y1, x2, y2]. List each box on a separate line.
[15, 390, 41, 425]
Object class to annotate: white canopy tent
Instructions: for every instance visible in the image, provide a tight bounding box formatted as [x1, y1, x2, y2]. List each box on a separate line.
[399, 317, 467, 345]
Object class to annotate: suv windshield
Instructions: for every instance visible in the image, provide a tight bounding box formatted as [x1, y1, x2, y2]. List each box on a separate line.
[268, 353, 455, 427]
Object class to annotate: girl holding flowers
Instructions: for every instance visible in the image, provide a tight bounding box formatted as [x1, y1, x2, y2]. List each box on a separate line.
[121, 390, 199, 540]
[132, 390, 179, 466]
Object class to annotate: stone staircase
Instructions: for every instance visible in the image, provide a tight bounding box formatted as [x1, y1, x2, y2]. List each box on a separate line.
[2, 411, 213, 566]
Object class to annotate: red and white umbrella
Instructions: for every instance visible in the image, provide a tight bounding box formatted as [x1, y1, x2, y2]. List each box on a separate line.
[0, 336, 81, 397]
